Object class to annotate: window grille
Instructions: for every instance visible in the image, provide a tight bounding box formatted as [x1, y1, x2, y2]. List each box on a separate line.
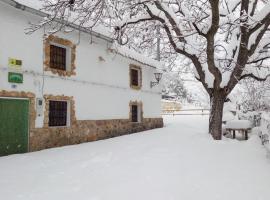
[50, 45, 67, 70]
[131, 104, 138, 122]
[49, 101, 68, 127]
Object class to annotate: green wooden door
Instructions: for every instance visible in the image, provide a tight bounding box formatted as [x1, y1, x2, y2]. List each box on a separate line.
[0, 98, 29, 156]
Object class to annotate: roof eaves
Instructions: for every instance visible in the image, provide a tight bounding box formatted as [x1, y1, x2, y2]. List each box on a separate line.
[2, 0, 114, 43]
[2, 0, 160, 69]
[111, 49, 157, 69]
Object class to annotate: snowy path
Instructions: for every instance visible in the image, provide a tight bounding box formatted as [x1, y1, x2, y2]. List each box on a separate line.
[1, 116, 270, 200]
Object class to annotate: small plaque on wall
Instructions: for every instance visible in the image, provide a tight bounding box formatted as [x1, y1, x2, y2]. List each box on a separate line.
[8, 72, 23, 84]
[8, 58, 22, 70]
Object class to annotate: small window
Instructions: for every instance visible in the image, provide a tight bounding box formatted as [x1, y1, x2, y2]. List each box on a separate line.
[130, 103, 142, 123]
[44, 35, 76, 76]
[49, 100, 68, 127]
[131, 69, 139, 86]
[129, 65, 142, 89]
[50, 44, 67, 70]
[131, 104, 138, 122]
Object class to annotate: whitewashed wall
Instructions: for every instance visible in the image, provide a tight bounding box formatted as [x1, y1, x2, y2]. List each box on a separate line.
[0, 2, 162, 128]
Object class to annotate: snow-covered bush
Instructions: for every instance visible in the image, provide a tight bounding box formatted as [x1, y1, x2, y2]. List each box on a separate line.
[162, 72, 191, 103]
[239, 79, 270, 113]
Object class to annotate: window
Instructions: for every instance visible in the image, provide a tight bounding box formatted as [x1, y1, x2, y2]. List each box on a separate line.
[49, 100, 68, 127]
[50, 45, 67, 70]
[129, 65, 142, 89]
[44, 35, 76, 76]
[131, 104, 138, 122]
[130, 102, 142, 123]
[131, 69, 139, 86]
[44, 95, 75, 128]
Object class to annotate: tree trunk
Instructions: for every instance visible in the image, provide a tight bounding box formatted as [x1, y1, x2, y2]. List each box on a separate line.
[209, 91, 226, 140]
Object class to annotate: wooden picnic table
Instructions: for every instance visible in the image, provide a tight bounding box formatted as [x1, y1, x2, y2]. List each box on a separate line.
[226, 128, 251, 140]
[225, 120, 252, 140]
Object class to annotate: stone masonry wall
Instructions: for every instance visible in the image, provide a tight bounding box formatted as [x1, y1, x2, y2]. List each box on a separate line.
[30, 118, 163, 151]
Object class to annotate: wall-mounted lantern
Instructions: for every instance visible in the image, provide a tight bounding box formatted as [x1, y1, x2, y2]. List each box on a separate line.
[150, 72, 162, 88]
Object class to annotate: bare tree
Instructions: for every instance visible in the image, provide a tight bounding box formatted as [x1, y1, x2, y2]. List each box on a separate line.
[34, 0, 270, 139]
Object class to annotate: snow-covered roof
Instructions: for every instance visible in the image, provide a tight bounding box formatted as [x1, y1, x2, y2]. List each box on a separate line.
[110, 43, 161, 69]
[14, 0, 113, 38]
[13, 0, 42, 10]
[6, 0, 161, 69]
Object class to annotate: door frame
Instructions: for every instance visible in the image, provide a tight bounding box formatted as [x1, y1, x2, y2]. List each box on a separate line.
[0, 97, 30, 152]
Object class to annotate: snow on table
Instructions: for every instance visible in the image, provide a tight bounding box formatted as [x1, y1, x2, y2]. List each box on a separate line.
[226, 120, 252, 129]
[0, 116, 270, 200]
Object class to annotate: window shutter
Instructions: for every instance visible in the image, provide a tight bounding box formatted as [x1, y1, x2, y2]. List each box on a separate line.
[50, 45, 67, 70]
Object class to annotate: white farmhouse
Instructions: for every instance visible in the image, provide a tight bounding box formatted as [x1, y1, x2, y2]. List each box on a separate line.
[0, 0, 163, 156]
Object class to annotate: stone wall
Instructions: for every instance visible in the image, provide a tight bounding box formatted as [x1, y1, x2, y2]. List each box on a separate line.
[30, 118, 163, 151]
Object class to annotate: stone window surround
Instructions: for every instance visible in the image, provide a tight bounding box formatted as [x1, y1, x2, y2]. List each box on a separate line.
[129, 101, 143, 123]
[129, 64, 142, 90]
[43, 95, 76, 128]
[44, 35, 76, 77]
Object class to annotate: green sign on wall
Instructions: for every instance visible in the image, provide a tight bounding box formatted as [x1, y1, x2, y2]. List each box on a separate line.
[8, 72, 23, 84]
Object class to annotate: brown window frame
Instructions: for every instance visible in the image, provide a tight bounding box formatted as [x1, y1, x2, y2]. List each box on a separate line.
[48, 100, 69, 127]
[131, 68, 139, 87]
[129, 101, 143, 123]
[129, 65, 142, 90]
[131, 104, 139, 122]
[44, 35, 76, 77]
[49, 44, 67, 71]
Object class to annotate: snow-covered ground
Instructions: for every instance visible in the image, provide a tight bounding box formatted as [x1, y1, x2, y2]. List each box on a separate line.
[1, 116, 270, 200]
